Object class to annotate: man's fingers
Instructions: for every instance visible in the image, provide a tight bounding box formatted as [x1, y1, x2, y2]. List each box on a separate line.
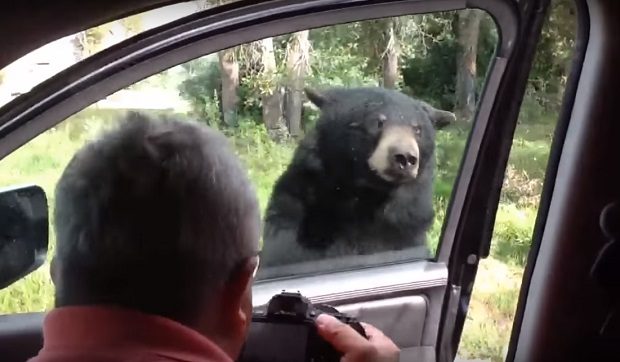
[316, 314, 371, 354]
[317, 315, 400, 362]
[360, 322, 386, 340]
[360, 321, 400, 359]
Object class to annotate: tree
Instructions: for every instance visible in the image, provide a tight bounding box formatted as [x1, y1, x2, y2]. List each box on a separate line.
[258, 37, 286, 140]
[71, 32, 88, 62]
[528, 0, 576, 113]
[284, 31, 310, 138]
[218, 47, 240, 126]
[356, 18, 402, 89]
[454, 9, 482, 122]
[119, 15, 143, 36]
[198, 0, 241, 126]
[70, 14, 143, 63]
[72, 25, 109, 60]
[381, 19, 400, 89]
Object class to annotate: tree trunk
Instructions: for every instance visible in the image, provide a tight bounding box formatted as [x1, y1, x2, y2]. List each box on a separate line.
[382, 19, 399, 89]
[259, 37, 287, 141]
[199, 0, 239, 127]
[71, 32, 88, 61]
[284, 30, 310, 138]
[218, 48, 239, 127]
[455, 9, 482, 122]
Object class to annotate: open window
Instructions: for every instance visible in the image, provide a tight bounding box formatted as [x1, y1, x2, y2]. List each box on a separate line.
[0, 1, 561, 362]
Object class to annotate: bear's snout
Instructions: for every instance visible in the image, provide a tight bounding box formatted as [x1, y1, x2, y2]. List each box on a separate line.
[368, 125, 420, 183]
[390, 147, 418, 170]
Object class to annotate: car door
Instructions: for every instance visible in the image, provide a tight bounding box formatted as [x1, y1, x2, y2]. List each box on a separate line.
[0, 1, 555, 361]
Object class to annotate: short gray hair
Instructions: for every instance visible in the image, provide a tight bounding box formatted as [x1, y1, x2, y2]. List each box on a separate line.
[53, 112, 260, 324]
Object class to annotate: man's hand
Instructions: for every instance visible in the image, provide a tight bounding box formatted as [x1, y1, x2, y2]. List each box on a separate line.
[316, 314, 400, 362]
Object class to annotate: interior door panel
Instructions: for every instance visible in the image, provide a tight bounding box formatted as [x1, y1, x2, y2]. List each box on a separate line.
[0, 299, 437, 362]
[337, 296, 434, 362]
[0, 313, 44, 362]
[251, 261, 447, 362]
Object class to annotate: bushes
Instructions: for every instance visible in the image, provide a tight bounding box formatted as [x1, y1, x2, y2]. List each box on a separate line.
[490, 204, 537, 267]
[222, 119, 296, 212]
[178, 57, 221, 119]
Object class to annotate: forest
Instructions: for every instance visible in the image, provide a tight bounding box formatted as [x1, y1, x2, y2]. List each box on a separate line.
[0, 1, 577, 361]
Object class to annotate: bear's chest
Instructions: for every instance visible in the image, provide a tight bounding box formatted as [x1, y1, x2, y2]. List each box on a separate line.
[296, 186, 393, 250]
[306, 185, 390, 222]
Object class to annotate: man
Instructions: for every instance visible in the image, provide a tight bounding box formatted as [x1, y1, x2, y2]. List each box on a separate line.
[31, 112, 399, 362]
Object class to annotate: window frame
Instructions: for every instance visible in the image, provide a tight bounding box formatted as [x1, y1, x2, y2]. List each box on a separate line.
[506, 0, 591, 359]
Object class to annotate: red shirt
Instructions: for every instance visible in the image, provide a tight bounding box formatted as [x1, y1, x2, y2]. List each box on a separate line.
[29, 306, 233, 362]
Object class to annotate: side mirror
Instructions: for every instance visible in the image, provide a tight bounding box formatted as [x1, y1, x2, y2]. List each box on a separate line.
[0, 185, 48, 290]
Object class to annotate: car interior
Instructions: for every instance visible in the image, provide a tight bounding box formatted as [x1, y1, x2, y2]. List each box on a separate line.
[0, 0, 618, 362]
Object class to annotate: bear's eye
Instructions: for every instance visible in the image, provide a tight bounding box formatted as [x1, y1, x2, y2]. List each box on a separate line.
[377, 114, 387, 129]
[348, 122, 361, 129]
[413, 125, 422, 135]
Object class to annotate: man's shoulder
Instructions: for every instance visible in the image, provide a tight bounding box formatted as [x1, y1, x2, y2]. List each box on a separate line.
[29, 349, 230, 362]
[151, 350, 232, 362]
[34, 307, 233, 362]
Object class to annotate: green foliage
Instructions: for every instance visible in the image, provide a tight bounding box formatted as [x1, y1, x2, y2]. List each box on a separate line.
[119, 15, 143, 35]
[306, 24, 377, 88]
[476, 16, 500, 89]
[237, 75, 270, 121]
[178, 57, 221, 118]
[222, 120, 296, 213]
[401, 12, 497, 110]
[402, 37, 457, 110]
[527, 0, 577, 113]
[490, 204, 537, 266]
[458, 257, 523, 362]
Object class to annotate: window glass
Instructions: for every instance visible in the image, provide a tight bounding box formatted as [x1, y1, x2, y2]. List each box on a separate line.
[0, 2, 202, 107]
[0, 10, 498, 312]
[457, 0, 577, 360]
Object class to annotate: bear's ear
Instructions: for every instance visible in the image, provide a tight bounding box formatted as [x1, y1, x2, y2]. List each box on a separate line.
[420, 101, 456, 130]
[304, 87, 329, 108]
[430, 109, 456, 130]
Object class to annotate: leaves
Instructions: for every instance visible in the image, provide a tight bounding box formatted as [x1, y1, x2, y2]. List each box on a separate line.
[176, 5, 574, 133]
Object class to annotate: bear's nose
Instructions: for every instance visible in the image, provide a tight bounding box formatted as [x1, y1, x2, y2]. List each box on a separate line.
[393, 152, 418, 170]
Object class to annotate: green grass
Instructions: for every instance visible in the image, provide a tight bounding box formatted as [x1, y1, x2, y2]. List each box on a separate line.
[457, 258, 525, 361]
[0, 107, 555, 361]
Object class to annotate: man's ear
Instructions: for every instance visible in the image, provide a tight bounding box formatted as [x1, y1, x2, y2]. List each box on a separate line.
[208, 258, 258, 359]
[304, 87, 329, 108]
[220, 258, 258, 329]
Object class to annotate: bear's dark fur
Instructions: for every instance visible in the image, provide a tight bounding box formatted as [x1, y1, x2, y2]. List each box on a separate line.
[260, 86, 455, 267]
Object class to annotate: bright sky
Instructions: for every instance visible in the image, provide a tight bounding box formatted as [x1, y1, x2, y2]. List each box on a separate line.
[140, 2, 201, 30]
[0, 1, 206, 106]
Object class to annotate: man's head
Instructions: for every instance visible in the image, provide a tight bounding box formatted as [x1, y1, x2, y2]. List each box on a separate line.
[52, 112, 260, 357]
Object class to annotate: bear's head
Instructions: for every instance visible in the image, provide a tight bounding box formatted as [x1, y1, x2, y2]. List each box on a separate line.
[306, 86, 455, 189]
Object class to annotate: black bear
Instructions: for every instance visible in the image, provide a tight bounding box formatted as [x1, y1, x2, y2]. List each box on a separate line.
[260, 86, 455, 268]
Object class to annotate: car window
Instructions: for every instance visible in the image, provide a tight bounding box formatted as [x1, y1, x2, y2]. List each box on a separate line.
[0, 2, 205, 108]
[0, 8, 500, 313]
[457, 0, 578, 360]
